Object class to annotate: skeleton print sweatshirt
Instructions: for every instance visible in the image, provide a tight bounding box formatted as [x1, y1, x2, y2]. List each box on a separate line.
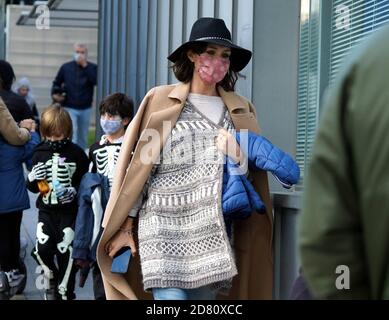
[27, 141, 89, 215]
[88, 135, 123, 191]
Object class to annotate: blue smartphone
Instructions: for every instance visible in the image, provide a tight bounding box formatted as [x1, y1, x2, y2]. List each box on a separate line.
[111, 247, 132, 274]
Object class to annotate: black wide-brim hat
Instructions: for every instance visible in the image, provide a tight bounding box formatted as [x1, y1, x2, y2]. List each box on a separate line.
[168, 17, 252, 72]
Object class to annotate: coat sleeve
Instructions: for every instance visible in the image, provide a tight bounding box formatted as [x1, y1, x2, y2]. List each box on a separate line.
[298, 66, 369, 299]
[20, 132, 40, 162]
[0, 98, 30, 145]
[51, 65, 65, 95]
[85, 63, 97, 86]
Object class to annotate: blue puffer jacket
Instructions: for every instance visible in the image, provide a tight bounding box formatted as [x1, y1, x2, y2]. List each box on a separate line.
[222, 131, 300, 232]
[236, 132, 300, 188]
[0, 132, 40, 214]
[223, 158, 266, 219]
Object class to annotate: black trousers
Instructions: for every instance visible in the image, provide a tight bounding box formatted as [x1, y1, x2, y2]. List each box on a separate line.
[92, 262, 106, 300]
[31, 210, 77, 300]
[0, 211, 23, 272]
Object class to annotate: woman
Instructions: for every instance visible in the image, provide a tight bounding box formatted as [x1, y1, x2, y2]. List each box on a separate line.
[13, 77, 40, 126]
[98, 17, 273, 300]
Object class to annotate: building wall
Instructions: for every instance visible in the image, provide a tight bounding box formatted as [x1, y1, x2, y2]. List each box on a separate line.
[252, 0, 300, 192]
[6, 5, 98, 116]
[251, 0, 301, 299]
[0, 0, 5, 59]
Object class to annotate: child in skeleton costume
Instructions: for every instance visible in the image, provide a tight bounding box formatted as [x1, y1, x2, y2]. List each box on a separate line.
[72, 93, 134, 300]
[89, 94, 134, 189]
[27, 105, 89, 300]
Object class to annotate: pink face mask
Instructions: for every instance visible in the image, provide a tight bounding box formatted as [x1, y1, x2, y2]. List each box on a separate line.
[198, 53, 230, 85]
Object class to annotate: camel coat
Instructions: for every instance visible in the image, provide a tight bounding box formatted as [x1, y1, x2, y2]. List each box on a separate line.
[0, 97, 30, 145]
[97, 82, 274, 300]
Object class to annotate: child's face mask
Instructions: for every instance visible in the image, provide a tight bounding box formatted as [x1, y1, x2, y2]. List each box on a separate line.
[197, 53, 230, 85]
[100, 116, 123, 135]
[46, 138, 70, 151]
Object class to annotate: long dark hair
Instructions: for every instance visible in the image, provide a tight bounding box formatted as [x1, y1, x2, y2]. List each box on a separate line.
[171, 43, 239, 92]
[0, 60, 16, 91]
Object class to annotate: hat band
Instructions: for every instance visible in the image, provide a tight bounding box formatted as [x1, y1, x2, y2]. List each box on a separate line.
[195, 36, 233, 43]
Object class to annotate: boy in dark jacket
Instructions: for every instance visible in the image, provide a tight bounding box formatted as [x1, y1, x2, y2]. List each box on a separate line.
[0, 121, 39, 298]
[27, 104, 89, 300]
[73, 93, 134, 300]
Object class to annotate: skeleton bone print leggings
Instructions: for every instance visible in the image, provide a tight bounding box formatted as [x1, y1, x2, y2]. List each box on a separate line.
[31, 211, 77, 300]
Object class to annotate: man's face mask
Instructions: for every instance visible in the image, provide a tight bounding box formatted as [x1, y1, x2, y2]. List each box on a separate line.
[73, 52, 85, 62]
[100, 116, 123, 135]
[197, 53, 230, 85]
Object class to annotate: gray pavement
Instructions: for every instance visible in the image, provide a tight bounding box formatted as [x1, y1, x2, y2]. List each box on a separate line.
[11, 191, 95, 300]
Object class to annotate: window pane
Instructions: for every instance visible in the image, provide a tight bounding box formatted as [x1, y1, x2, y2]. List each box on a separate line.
[330, 0, 389, 84]
[296, 0, 321, 184]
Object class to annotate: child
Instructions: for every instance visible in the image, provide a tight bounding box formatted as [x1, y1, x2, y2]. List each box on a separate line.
[13, 77, 40, 127]
[89, 93, 134, 188]
[27, 104, 89, 300]
[72, 93, 134, 300]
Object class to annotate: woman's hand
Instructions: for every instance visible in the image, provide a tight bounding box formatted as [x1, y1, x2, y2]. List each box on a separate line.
[216, 129, 242, 164]
[19, 119, 35, 131]
[52, 94, 65, 103]
[104, 227, 137, 259]
[30, 121, 36, 132]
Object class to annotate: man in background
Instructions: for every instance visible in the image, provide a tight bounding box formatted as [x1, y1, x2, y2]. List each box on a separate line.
[52, 42, 97, 150]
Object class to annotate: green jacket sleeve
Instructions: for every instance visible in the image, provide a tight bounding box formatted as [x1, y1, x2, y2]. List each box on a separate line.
[298, 66, 369, 299]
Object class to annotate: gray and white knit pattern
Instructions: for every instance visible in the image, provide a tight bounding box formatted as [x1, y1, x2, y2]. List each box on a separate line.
[137, 101, 237, 292]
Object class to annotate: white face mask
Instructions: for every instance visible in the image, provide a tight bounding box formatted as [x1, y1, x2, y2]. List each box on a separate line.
[73, 53, 83, 61]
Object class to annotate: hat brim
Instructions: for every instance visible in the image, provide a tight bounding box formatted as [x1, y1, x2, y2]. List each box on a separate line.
[168, 39, 252, 72]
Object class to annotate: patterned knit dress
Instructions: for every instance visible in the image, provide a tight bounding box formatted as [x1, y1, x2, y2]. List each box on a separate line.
[137, 100, 237, 292]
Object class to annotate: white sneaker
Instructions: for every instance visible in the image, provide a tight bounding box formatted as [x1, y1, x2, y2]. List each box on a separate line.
[5, 270, 24, 287]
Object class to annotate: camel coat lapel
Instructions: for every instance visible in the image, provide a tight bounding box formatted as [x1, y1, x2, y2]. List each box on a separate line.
[97, 82, 273, 300]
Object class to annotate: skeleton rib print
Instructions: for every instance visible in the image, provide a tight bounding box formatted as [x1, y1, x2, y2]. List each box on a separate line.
[42, 153, 76, 205]
[93, 144, 121, 189]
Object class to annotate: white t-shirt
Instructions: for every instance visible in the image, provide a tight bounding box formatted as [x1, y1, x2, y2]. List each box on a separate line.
[188, 93, 225, 125]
